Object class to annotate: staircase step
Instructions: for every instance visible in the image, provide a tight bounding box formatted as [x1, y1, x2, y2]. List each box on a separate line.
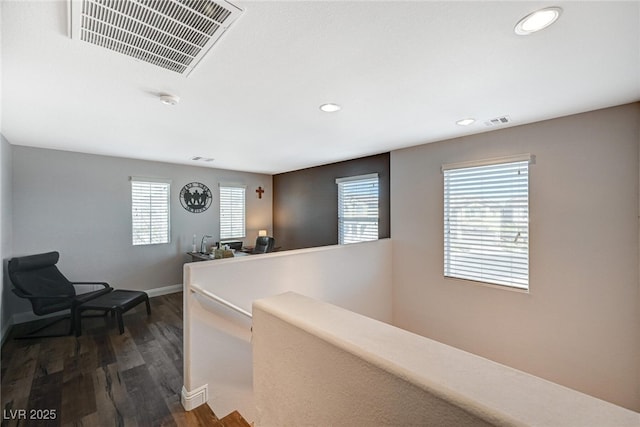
[220, 410, 251, 427]
[179, 403, 224, 426]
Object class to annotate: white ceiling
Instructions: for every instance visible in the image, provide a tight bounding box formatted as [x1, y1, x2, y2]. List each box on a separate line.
[2, 1, 639, 175]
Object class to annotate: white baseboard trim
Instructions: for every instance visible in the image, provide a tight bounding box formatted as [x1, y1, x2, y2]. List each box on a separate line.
[146, 284, 183, 298]
[10, 284, 184, 326]
[181, 384, 208, 411]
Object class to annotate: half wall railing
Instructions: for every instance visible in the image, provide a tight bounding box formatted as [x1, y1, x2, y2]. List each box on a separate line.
[253, 292, 640, 427]
[190, 283, 252, 319]
[182, 239, 394, 422]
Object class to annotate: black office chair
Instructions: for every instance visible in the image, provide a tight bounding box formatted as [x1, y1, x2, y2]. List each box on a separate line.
[221, 240, 243, 251]
[252, 236, 275, 254]
[8, 251, 113, 338]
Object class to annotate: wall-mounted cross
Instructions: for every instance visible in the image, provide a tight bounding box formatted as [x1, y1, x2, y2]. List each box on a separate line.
[256, 186, 264, 199]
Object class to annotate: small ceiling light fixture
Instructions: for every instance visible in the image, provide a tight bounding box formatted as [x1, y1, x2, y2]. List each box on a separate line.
[159, 94, 180, 106]
[319, 103, 341, 113]
[515, 7, 562, 35]
[456, 118, 476, 126]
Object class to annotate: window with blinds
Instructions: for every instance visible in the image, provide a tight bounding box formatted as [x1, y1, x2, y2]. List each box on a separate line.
[131, 178, 171, 246]
[336, 173, 379, 245]
[443, 156, 531, 290]
[220, 185, 246, 239]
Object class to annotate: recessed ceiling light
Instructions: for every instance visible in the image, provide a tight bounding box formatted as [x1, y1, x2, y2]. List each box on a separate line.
[456, 118, 476, 126]
[159, 94, 180, 106]
[515, 7, 562, 35]
[319, 103, 341, 113]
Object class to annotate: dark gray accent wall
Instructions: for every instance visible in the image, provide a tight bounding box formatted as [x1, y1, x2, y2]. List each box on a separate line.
[273, 153, 390, 250]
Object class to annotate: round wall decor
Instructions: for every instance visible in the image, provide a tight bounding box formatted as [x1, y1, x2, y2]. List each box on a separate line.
[180, 182, 212, 213]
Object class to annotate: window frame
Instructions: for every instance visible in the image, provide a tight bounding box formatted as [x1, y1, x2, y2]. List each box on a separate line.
[442, 155, 533, 291]
[219, 184, 246, 240]
[130, 176, 171, 246]
[336, 173, 380, 245]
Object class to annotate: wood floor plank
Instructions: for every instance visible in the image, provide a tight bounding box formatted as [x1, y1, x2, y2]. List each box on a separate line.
[26, 371, 63, 427]
[2, 343, 40, 383]
[120, 364, 175, 426]
[220, 410, 252, 427]
[109, 330, 145, 372]
[155, 294, 183, 323]
[1, 342, 40, 427]
[0, 292, 242, 427]
[135, 339, 183, 402]
[125, 310, 155, 345]
[65, 412, 101, 427]
[167, 398, 223, 427]
[147, 321, 182, 366]
[153, 304, 183, 331]
[91, 330, 118, 368]
[62, 346, 100, 383]
[2, 380, 34, 427]
[91, 363, 138, 427]
[34, 336, 77, 379]
[60, 371, 97, 425]
[71, 333, 96, 358]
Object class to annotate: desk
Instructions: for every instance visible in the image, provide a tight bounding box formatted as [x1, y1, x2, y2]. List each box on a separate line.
[187, 251, 248, 262]
[239, 246, 282, 254]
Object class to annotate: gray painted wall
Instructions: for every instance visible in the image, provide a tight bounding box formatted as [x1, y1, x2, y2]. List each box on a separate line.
[1, 135, 13, 341]
[391, 103, 640, 411]
[9, 146, 272, 318]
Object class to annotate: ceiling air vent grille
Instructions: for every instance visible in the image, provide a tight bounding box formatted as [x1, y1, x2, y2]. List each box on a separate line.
[484, 115, 511, 127]
[69, 0, 243, 76]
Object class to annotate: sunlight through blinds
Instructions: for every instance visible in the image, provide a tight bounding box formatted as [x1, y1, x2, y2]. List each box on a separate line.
[443, 157, 531, 289]
[337, 173, 379, 245]
[220, 185, 246, 239]
[131, 178, 171, 245]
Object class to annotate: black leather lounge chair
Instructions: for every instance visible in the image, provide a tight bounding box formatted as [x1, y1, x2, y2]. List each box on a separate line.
[8, 251, 113, 338]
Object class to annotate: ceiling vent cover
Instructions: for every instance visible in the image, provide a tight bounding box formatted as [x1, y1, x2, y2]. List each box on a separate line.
[69, 0, 243, 76]
[484, 115, 511, 127]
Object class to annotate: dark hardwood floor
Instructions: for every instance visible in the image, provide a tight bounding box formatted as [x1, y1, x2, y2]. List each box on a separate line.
[1, 292, 234, 427]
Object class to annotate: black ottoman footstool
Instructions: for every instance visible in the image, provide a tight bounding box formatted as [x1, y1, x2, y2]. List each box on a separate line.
[75, 290, 150, 336]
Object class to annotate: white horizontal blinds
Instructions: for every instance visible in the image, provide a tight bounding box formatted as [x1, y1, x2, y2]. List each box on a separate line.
[220, 185, 246, 239]
[443, 159, 530, 289]
[337, 174, 379, 245]
[131, 179, 170, 246]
